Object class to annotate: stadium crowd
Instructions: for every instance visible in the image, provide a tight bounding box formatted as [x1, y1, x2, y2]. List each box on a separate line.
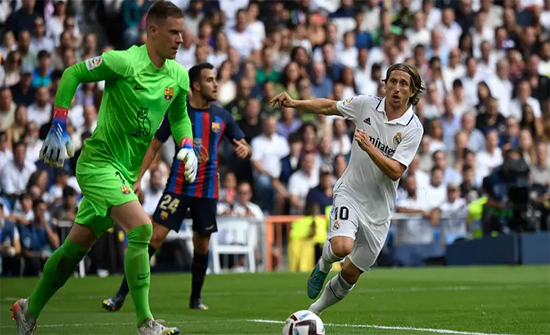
[0, 0, 550, 276]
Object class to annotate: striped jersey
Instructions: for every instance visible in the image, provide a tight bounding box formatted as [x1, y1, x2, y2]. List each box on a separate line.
[155, 102, 244, 199]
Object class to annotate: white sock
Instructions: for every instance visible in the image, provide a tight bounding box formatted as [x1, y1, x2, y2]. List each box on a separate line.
[319, 242, 344, 273]
[309, 271, 354, 315]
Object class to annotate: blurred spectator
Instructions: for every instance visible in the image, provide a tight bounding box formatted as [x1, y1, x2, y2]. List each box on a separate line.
[11, 64, 36, 106]
[121, 0, 149, 48]
[1, 50, 22, 87]
[225, 9, 261, 61]
[476, 97, 506, 135]
[277, 106, 301, 140]
[280, 133, 303, 185]
[0, 86, 16, 131]
[219, 181, 263, 220]
[476, 130, 503, 179]
[142, 168, 164, 216]
[32, 50, 52, 88]
[433, 182, 469, 244]
[30, 17, 55, 53]
[251, 116, 289, 212]
[9, 193, 33, 226]
[0, 31, 18, 60]
[421, 166, 448, 209]
[50, 186, 78, 223]
[333, 154, 347, 180]
[218, 171, 237, 210]
[395, 174, 437, 245]
[5, 0, 40, 37]
[18, 30, 37, 69]
[1, 141, 36, 199]
[19, 199, 59, 276]
[0, 131, 13, 172]
[331, 118, 350, 156]
[237, 97, 262, 143]
[460, 112, 485, 152]
[288, 152, 319, 215]
[306, 167, 333, 211]
[225, 77, 253, 121]
[27, 85, 51, 128]
[0, 202, 22, 277]
[531, 142, 550, 190]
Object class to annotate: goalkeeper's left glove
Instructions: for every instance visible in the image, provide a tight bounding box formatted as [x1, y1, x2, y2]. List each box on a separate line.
[40, 107, 75, 169]
[176, 138, 198, 183]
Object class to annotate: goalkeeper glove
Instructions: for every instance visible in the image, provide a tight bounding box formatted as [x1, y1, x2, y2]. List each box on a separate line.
[176, 138, 198, 183]
[39, 107, 74, 169]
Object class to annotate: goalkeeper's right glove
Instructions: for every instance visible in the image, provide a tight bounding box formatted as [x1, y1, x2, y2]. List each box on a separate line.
[176, 138, 198, 183]
[39, 107, 75, 169]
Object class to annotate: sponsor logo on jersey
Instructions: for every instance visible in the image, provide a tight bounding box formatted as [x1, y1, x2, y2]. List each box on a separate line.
[369, 136, 395, 158]
[121, 186, 131, 195]
[85, 56, 102, 70]
[343, 97, 354, 105]
[164, 87, 174, 100]
[393, 132, 402, 145]
[211, 122, 220, 133]
[160, 211, 169, 220]
[193, 138, 209, 162]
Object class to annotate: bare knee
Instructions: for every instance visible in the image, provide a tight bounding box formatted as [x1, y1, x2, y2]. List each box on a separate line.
[150, 223, 169, 249]
[193, 232, 211, 254]
[341, 257, 362, 284]
[330, 237, 354, 257]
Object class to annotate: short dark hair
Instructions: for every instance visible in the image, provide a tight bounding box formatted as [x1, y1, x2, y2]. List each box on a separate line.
[145, 0, 184, 28]
[63, 186, 77, 198]
[32, 198, 45, 210]
[37, 50, 50, 59]
[188, 63, 214, 91]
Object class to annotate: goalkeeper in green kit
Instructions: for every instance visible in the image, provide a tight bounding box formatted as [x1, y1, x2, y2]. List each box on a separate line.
[10, 2, 196, 335]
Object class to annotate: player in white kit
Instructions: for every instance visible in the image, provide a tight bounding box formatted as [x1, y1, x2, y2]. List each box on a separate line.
[271, 63, 425, 315]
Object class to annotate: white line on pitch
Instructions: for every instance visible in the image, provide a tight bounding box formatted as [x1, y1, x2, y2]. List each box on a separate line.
[248, 319, 514, 335]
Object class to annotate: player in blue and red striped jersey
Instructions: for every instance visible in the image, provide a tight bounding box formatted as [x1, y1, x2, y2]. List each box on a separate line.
[102, 63, 251, 312]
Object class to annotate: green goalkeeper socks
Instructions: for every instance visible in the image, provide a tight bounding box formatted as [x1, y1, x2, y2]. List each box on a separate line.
[28, 238, 88, 318]
[125, 224, 154, 324]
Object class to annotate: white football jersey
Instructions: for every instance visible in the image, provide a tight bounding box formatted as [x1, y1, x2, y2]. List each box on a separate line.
[334, 95, 424, 224]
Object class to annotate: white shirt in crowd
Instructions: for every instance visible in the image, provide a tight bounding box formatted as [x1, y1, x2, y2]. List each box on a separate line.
[335, 95, 424, 224]
[1, 161, 37, 195]
[142, 188, 164, 216]
[476, 147, 503, 179]
[288, 170, 319, 215]
[27, 102, 52, 128]
[251, 133, 290, 179]
[395, 196, 434, 245]
[439, 197, 469, 244]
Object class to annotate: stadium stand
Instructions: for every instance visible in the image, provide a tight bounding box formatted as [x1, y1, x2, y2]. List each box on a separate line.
[0, 0, 549, 276]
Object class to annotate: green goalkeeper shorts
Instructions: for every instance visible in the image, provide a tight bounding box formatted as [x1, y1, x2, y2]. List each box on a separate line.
[75, 161, 138, 238]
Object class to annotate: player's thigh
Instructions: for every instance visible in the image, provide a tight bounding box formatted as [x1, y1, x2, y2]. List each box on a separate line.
[150, 222, 171, 249]
[76, 165, 139, 236]
[151, 191, 190, 232]
[189, 197, 218, 236]
[328, 196, 360, 256]
[109, 200, 151, 233]
[348, 220, 391, 273]
[67, 222, 98, 250]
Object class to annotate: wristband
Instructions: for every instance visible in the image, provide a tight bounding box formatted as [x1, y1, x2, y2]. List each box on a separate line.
[180, 137, 193, 149]
[53, 107, 68, 122]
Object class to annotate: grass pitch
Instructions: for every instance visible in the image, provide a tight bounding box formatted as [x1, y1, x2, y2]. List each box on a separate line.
[0, 266, 548, 334]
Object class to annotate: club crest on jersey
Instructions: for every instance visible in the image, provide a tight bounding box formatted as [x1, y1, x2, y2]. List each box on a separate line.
[85, 56, 102, 70]
[160, 211, 169, 220]
[333, 221, 340, 230]
[343, 97, 354, 105]
[121, 186, 131, 195]
[393, 132, 402, 145]
[164, 87, 174, 101]
[211, 122, 220, 133]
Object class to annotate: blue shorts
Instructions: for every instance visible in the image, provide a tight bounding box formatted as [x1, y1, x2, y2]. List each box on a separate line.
[152, 191, 218, 236]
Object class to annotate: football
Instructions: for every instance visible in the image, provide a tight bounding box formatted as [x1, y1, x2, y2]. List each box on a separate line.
[282, 310, 325, 335]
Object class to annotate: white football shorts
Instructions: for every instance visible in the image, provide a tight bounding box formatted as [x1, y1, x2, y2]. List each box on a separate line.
[327, 193, 390, 272]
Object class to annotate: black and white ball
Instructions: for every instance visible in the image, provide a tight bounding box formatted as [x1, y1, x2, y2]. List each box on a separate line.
[282, 310, 325, 335]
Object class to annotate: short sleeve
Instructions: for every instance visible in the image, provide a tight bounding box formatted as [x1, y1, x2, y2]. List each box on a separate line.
[154, 114, 172, 143]
[336, 95, 369, 122]
[392, 125, 424, 168]
[223, 112, 245, 142]
[250, 138, 263, 161]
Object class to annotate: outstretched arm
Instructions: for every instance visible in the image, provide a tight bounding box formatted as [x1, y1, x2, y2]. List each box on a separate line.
[270, 91, 340, 116]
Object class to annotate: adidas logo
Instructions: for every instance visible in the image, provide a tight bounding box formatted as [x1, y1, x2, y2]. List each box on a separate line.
[363, 117, 371, 125]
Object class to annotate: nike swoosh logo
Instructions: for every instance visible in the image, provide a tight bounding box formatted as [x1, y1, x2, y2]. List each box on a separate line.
[205, 225, 214, 231]
[134, 85, 144, 91]
[137, 272, 150, 280]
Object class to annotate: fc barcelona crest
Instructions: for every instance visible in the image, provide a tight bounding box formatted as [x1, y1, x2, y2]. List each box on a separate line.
[164, 87, 174, 101]
[212, 122, 220, 133]
[160, 211, 169, 220]
[121, 186, 131, 195]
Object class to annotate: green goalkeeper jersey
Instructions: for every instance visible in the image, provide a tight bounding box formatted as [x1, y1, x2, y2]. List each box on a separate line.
[54, 45, 192, 183]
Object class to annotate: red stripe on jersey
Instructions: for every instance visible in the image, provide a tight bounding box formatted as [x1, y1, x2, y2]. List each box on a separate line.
[194, 112, 210, 197]
[213, 122, 226, 198]
[173, 159, 186, 194]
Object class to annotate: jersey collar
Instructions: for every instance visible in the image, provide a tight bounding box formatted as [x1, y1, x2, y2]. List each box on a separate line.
[376, 98, 415, 126]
